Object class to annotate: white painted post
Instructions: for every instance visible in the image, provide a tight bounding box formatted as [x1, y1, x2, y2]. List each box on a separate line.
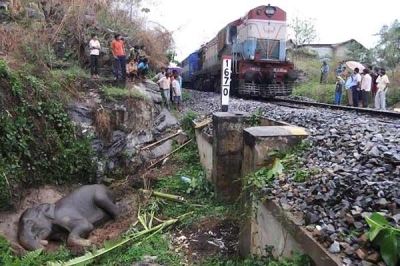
[221, 55, 232, 112]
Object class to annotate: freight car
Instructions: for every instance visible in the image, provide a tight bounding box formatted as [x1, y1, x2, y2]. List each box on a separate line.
[180, 4, 298, 98]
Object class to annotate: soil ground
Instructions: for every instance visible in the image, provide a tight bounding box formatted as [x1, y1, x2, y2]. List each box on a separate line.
[173, 218, 239, 264]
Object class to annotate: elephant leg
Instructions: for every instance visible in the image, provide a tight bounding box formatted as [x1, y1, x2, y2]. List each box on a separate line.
[94, 191, 119, 219]
[66, 220, 94, 247]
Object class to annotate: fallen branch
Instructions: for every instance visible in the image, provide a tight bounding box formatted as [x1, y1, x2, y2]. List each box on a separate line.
[140, 189, 185, 202]
[140, 130, 183, 151]
[146, 139, 193, 170]
[194, 118, 212, 129]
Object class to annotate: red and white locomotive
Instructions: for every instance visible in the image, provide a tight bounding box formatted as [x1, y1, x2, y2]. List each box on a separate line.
[181, 4, 298, 97]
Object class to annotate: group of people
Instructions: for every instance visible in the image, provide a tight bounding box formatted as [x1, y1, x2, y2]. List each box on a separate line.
[88, 33, 150, 81]
[154, 67, 183, 112]
[322, 61, 390, 110]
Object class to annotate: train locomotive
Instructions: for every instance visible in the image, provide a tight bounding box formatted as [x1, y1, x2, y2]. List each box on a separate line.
[181, 4, 298, 98]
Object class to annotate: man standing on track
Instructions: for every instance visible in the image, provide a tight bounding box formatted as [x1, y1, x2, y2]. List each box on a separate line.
[351, 68, 362, 107]
[345, 71, 354, 106]
[375, 68, 390, 110]
[360, 68, 372, 108]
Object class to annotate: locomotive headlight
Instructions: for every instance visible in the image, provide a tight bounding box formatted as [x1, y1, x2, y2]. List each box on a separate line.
[265, 5, 276, 16]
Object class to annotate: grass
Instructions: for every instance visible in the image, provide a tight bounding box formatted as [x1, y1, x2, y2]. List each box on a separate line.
[94, 233, 181, 266]
[182, 91, 191, 101]
[100, 86, 150, 101]
[292, 81, 336, 104]
[0, 236, 73, 266]
[154, 141, 235, 228]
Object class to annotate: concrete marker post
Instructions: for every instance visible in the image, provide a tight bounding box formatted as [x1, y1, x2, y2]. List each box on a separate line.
[221, 55, 232, 112]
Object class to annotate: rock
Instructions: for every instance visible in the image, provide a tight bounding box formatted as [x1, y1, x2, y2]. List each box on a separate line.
[345, 214, 355, 225]
[150, 140, 173, 159]
[361, 261, 374, 266]
[329, 241, 340, 254]
[175, 131, 189, 145]
[326, 224, 335, 234]
[377, 198, 388, 206]
[365, 252, 380, 264]
[356, 249, 367, 260]
[354, 222, 363, 230]
[108, 131, 127, 157]
[281, 203, 291, 211]
[305, 213, 320, 224]
[361, 212, 372, 219]
[148, 91, 163, 104]
[306, 225, 315, 232]
[369, 147, 380, 157]
[359, 234, 368, 245]
[392, 213, 400, 224]
[154, 108, 179, 132]
[69, 102, 93, 125]
[343, 257, 352, 265]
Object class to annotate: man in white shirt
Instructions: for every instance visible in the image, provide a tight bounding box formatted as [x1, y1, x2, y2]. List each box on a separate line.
[154, 67, 166, 89]
[157, 73, 171, 110]
[89, 34, 101, 79]
[172, 73, 182, 112]
[360, 68, 372, 108]
[352, 68, 362, 107]
[375, 68, 390, 110]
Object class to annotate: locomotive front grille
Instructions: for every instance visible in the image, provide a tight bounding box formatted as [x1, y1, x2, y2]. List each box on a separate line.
[238, 82, 294, 97]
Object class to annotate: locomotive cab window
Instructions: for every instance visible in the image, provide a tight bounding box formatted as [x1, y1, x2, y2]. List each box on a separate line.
[256, 39, 280, 60]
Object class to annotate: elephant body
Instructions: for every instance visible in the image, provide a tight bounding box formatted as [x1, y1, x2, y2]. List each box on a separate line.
[18, 184, 120, 251]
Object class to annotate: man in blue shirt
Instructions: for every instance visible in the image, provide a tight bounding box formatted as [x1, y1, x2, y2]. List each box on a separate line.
[336, 61, 345, 76]
[137, 58, 149, 79]
[320, 61, 329, 84]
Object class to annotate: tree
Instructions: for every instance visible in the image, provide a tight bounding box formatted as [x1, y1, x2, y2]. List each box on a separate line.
[375, 19, 400, 72]
[346, 41, 375, 64]
[289, 16, 318, 58]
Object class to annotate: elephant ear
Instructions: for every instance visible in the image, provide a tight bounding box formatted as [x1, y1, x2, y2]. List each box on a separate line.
[39, 203, 56, 220]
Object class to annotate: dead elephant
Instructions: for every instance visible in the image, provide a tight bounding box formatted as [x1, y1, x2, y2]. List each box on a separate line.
[18, 184, 123, 251]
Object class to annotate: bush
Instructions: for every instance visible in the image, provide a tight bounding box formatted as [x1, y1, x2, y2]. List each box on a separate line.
[0, 60, 96, 209]
[181, 110, 198, 138]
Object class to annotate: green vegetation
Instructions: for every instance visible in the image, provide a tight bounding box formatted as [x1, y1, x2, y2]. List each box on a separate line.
[0, 60, 95, 209]
[181, 110, 199, 138]
[365, 212, 400, 266]
[0, 237, 72, 266]
[292, 81, 336, 104]
[247, 108, 264, 126]
[182, 91, 191, 101]
[99, 86, 150, 102]
[155, 141, 232, 227]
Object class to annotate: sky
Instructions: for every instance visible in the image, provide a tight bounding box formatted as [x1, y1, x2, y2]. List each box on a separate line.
[145, 0, 399, 62]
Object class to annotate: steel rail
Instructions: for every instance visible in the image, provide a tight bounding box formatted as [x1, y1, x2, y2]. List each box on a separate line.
[271, 98, 400, 118]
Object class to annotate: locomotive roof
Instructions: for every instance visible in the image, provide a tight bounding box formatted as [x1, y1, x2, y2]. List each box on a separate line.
[229, 5, 287, 26]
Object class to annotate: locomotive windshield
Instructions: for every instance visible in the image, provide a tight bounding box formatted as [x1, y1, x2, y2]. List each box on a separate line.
[256, 39, 280, 60]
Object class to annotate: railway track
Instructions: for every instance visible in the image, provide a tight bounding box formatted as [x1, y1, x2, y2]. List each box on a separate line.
[271, 97, 400, 118]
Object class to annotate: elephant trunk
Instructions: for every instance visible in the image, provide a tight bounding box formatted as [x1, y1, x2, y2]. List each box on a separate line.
[18, 230, 46, 251]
